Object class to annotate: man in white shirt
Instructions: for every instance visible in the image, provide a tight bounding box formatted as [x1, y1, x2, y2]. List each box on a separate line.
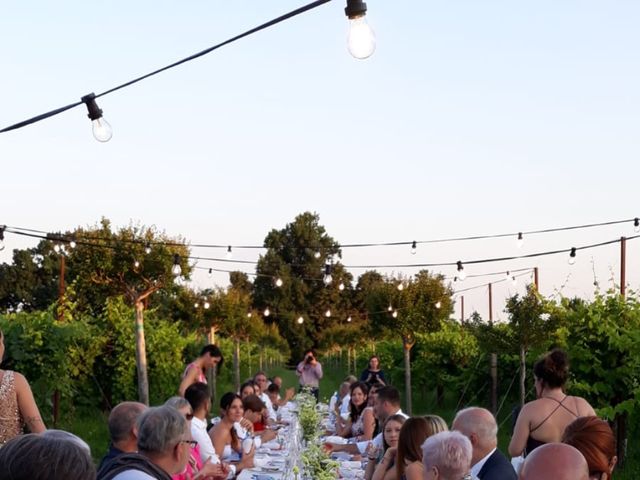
[184, 382, 221, 465]
[452, 407, 516, 480]
[253, 371, 277, 423]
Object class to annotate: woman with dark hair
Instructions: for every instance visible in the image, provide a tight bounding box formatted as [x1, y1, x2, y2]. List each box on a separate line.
[239, 380, 257, 399]
[396, 416, 448, 480]
[337, 381, 376, 442]
[0, 329, 46, 446]
[179, 345, 223, 397]
[562, 416, 617, 480]
[361, 356, 387, 387]
[509, 349, 596, 457]
[364, 414, 406, 480]
[208, 393, 255, 477]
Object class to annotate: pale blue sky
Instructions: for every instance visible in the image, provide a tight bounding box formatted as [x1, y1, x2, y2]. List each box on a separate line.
[2, 1, 639, 321]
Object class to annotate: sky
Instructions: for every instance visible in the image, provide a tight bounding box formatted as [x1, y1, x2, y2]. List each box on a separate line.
[1, 1, 639, 322]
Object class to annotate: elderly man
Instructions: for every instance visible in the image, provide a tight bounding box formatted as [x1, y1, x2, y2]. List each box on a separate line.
[452, 407, 516, 480]
[98, 405, 197, 480]
[519, 443, 589, 480]
[253, 371, 277, 422]
[98, 402, 148, 471]
[422, 431, 473, 480]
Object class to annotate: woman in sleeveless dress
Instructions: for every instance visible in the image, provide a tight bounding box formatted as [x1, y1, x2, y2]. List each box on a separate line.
[336, 381, 376, 442]
[509, 349, 596, 458]
[0, 329, 46, 446]
[396, 416, 448, 480]
[178, 344, 223, 396]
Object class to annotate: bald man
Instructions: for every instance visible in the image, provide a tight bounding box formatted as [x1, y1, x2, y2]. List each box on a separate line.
[98, 401, 147, 471]
[519, 443, 589, 480]
[453, 407, 516, 480]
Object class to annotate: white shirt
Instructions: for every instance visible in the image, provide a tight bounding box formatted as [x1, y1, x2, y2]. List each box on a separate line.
[470, 447, 496, 479]
[191, 416, 220, 464]
[340, 393, 351, 416]
[112, 472, 155, 480]
[356, 408, 408, 454]
[259, 392, 277, 422]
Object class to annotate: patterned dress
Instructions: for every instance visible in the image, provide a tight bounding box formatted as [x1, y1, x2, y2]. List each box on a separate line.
[0, 371, 24, 446]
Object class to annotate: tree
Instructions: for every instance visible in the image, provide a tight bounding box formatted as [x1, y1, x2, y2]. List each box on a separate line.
[63, 218, 191, 404]
[252, 212, 350, 358]
[366, 270, 453, 414]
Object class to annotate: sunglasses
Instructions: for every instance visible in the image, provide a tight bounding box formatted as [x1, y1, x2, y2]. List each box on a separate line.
[178, 440, 198, 448]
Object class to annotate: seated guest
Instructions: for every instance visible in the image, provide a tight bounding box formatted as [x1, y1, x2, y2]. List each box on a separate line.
[179, 345, 223, 396]
[42, 429, 92, 454]
[365, 414, 406, 480]
[98, 405, 198, 480]
[452, 407, 517, 480]
[397, 416, 448, 480]
[562, 416, 617, 480]
[209, 393, 255, 477]
[253, 372, 277, 422]
[0, 432, 96, 480]
[266, 383, 281, 410]
[240, 380, 257, 399]
[98, 401, 148, 471]
[242, 394, 277, 442]
[509, 349, 596, 457]
[421, 431, 472, 480]
[336, 381, 376, 442]
[519, 443, 589, 480]
[339, 375, 358, 418]
[165, 396, 227, 480]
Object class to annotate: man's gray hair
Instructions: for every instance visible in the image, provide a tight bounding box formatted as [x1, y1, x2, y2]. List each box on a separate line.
[108, 401, 147, 443]
[422, 431, 472, 480]
[164, 396, 192, 413]
[453, 407, 498, 441]
[41, 429, 91, 455]
[137, 405, 188, 454]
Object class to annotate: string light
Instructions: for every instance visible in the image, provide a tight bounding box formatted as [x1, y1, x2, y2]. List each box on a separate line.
[81, 93, 112, 142]
[344, 0, 376, 59]
[0, 226, 5, 251]
[247, 312, 253, 318]
[203, 300, 210, 309]
[325, 308, 332, 317]
[145, 243, 152, 254]
[314, 251, 322, 259]
[69, 240, 76, 249]
[208, 268, 213, 278]
[133, 260, 140, 269]
[568, 247, 577, 265]
[194, 302, 199, 308]
[397, 283, 404, 291]
[411, 240, 417, 255]
[392, 310, 398, 318]
[275, 277, 283, 287]
[323, 264, 333, 285]
[456, 261, 467, 281]
[435, 301, 442, 309]
[172, 254, 182, 276]
[297, 316, 304, 324]
[387, 305, 393, 312]
[517, 232, 524, 249]
[635, 218, 640, 233]
[347, 316, 352, 322]
[263, 307, 270, 317]
[226, 246, 233, 259]
[338, 282, 345, 291]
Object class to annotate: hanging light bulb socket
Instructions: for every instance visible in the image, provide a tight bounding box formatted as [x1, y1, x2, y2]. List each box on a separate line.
[634, 217, 640, 233]
[411, 240, 417, 255]
[456, 261, 466, 281]
[208, 268, 213, 278]
[344, 0, 375, 59]
[568, 247, 577, 265]
[172, 254, 182, 276]
[323, 264, 333, 285]
[517, 232, 524, 248]
[226, 245, 233, 259]
[81, 92, 113, 142]
[145, 243, 152, 254]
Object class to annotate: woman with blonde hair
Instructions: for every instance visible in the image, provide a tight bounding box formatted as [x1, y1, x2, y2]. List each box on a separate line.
[0, 329, 46, 446]
[396, 415, 448, 480]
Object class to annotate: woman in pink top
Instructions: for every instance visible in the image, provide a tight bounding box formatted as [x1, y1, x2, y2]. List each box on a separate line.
[179, 345, 224, 396]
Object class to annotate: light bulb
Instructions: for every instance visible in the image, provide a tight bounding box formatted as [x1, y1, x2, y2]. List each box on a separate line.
[392, 310, 398, 318]
[568, 247, 577, 265]
[194, 302, 199, 309]
[297, 316, 304, 324]
[397, 283, 404, 291]
[91, 118, 113, 142]
[347, 15, 376, 59]
[172, 254, 182, 276]
[338, 282, 345, 291]
[314, 251, 321, 259]
[264, 308, 270, 317]
[134, 260, 140, 268]
[53, 244, 61, 253]
[208, 268, 213, 278]
[59, 245, 67, 255]
[516, 232, 524, 249]
[145, 244, 152, 255]
[226, 246, 233, 259]
[457, 261, 466, 281]
[634, 218, 640, 233]
[511, 276, 517, 286]
[347, 316, 352, 322]
[324, 273, 333, 285]
[275, 277, 283, 287]
[325, 309, 332, 318]
[435, 301, 442, 309]
[247, 312, 253, 318]
[504, 271, 511, 281]
[69, 240, 76, 249]
[387, 305, 393, 312]
[204, 301, 210, 310]
[411, 241, 417, 255]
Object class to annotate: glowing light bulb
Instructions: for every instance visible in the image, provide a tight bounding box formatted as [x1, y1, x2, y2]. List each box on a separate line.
[635, 218, 640, 233]
[69, 240, 76, 249]
[204, 301, 210, 310]
[263, 308, 270, 317]
[435, 301, 442, 309]
[208, 268, 213, 278]
[325, 309, 332, 318]
[347, 15, 376, 59]
[323, 264, 333, 285]
[397, 283, 404, 291]
[145, 244, 152, 255]
[194, 303, 199, 309]
[297, 316, 304, 324]
[568, 247, 577, 265]
[226, 246, 232, 259]
[411, 240, 417, 255]
[387, 305, 393, 312]
[171, 254, 182, 276]
[275, 277, 283, 287]
[338, 282, 345, 291]
[53, 244, 61, 253]
[134, 260, 140, 269]
[456, 261, 466, 281]
[91, 118, 113, 142]
[314, 251, 321, 259]
[347, 316, 352, 323]
[247, 312, 253, 318]
[392, 310, 398, 318]
[517, 232, 524, 249]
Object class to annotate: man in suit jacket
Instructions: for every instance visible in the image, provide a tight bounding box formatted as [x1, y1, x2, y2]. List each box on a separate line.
[453, 407, 517, 480]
